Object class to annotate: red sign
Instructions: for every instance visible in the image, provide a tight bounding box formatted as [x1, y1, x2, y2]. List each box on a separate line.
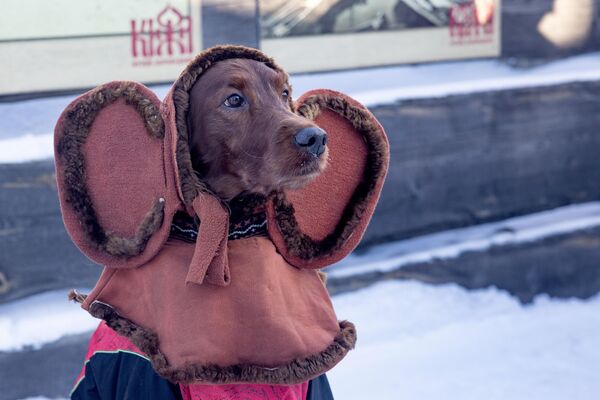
[449, 0, 495, 45]
[130, 5, 193, 65]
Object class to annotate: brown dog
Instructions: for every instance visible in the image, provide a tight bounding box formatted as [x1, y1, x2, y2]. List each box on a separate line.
[187, 58, 329, 200]
[56, 46, 388, 399]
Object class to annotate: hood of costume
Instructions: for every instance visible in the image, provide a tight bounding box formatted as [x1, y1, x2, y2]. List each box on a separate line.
[54, 45, 389, 385]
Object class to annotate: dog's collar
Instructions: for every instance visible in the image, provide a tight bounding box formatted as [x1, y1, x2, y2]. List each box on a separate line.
[170, 193, 267, 243]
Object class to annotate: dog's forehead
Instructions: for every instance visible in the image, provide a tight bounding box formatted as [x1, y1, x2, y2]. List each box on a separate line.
[203, 58, 287, 88]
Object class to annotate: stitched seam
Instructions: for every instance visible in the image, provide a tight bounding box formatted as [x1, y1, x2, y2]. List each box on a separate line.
[171, 224, 198, 235]
[228, 220, 266, 237]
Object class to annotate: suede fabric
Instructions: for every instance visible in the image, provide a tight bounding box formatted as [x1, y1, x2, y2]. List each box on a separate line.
[55, 81, 177, 269]
[186, 195, 230, 286]
[266, 90, 390, 269]
[55, 45, 389, 385]
[82, 237, 347, 383]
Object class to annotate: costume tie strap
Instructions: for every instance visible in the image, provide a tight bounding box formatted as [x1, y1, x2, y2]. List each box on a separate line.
[185, 194, 230, 286]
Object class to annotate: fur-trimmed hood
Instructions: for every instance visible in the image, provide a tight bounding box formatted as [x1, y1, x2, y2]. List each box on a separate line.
[54, 45, 389, 385]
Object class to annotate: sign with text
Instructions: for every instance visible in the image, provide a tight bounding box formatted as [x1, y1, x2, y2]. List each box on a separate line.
[260, 0, 500, 73]
[0, 0, 202, 96]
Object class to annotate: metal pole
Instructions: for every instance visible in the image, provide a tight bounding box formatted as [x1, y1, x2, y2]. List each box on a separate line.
[254, 0, 262, 49]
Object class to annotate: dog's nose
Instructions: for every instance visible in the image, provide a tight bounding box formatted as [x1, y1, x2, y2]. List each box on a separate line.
[293, 127, 327, 157]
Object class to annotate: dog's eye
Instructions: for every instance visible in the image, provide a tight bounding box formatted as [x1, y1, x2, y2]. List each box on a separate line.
[282, 89, 289, 99]
[224, 94, 245, 108]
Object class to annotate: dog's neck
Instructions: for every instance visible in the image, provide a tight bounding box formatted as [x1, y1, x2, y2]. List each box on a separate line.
[226, 192, 268, 240]
[227, 192, 267, 217]
[170, 193, 268, 243]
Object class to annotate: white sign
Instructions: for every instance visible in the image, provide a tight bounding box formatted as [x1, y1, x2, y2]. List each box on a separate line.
[0, 0, 202, 96]
[260, 0, 501, 73]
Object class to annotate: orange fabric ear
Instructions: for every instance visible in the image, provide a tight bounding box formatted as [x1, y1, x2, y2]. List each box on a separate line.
[267, 89, 390, 269]
[186, 194, 231, 286]
[54, 81, 178, 269]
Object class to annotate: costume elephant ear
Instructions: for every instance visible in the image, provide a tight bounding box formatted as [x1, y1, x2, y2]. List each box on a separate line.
[54, 81, 178, 268]
[266, 89, 390, 269]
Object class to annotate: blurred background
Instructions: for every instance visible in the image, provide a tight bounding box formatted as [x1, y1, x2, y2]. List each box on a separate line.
[1, 0, 600, 399]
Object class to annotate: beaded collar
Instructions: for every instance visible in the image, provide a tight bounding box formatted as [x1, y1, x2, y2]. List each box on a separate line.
[169, 193, 267, 243]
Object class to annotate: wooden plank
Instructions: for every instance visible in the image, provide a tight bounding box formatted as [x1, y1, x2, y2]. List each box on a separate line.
[0, 332, 90, 399]
[0, 161, 100, 303]
[362, 81, 600, 245]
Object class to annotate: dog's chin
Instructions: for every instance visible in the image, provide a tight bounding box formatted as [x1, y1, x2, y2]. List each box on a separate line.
[280, 154, 327, 191]
[281, 171, 319, 191]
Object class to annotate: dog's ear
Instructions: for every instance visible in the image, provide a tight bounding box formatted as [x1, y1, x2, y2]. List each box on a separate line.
[54, 81, 178, 268]
[266, 89, 390, 269]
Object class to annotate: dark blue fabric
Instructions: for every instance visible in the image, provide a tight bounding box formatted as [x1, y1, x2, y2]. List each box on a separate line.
[71, 351, 181, 400]
[307, 374, 334, 400]
[71, 350, 334, 400]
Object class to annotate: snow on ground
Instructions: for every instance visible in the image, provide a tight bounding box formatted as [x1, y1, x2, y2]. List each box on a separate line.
[2, 51, 600, 163]
[328, 280, 600, 400]
[0, 133, 54, 164]
[0, 289, 96, 352]
[330, 202, 600, 278]
[2, 282, 600, 399]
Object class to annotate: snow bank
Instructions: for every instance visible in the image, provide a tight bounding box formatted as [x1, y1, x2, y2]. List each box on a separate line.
[329, 202, 600, 278]
[0, 133, 54, 164]
[0, 289, 96, 352]
[2, 52, 600, 163]
[329, 280, 600, 400]
[3, 281, 600, 399]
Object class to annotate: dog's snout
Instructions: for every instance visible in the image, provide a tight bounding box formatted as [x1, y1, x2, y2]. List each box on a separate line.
[293, 127, 327, 157]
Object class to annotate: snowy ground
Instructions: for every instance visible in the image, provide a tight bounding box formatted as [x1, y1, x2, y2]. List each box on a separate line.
[328, 281, 600, 400]
[0, 289, 96, 352]
[6, 280, 600, 400]
[2, 51, 600, 163]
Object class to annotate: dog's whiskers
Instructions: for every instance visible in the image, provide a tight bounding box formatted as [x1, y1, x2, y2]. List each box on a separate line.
[241, 148, 265, 159]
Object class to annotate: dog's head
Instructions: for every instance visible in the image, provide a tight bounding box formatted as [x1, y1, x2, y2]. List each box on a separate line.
[54, 45, 389, 276]
[188, 58, 328, 200]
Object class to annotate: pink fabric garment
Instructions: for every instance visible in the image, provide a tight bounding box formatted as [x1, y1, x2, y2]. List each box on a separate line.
[180, 381, 308, 400]
[75, 322, 308, 399]
[73, 321, 141, 386]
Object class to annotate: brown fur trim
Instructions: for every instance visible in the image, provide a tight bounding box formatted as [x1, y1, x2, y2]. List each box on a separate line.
[171, 45, 292, 205]
[104, 198, 166, 257]
[121, 84, 165, 139]
[88, 300, 356, 385]
[56, 83, 165, 258]
[271, 94, 388, 261]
